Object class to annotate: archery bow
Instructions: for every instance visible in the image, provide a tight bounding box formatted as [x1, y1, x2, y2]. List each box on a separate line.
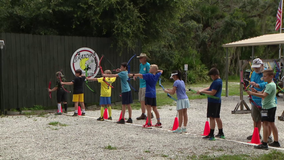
[99, 55, 114, 88]
[188, 88, 219, 99]
[84, 61, 96, 93]
[127, 54, 138, 92]
[241, 70, 261, 109]
[274, 60, 281, 83]
[48, 81, 52, 99]
[159, 78, 177, 101]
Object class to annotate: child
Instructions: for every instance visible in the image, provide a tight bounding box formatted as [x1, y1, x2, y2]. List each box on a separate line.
[102, 62, 133, 124]
[48, 71, 68, 115]
[164, 70, 190, 133]
[247, 69, 280, 149]
[87, 70, 116, 121]
[130, 64, 163, 128]
[61, 69, 86, 116]
[198, 68, 224, 140]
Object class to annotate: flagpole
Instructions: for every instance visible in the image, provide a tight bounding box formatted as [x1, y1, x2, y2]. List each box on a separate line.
[279, 0, 283, 59]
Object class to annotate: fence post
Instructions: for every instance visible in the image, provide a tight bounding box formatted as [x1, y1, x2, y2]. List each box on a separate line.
[0, 40, 4, 114]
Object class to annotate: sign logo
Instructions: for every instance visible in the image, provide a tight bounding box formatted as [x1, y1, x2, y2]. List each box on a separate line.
[70, 47, 100, 78]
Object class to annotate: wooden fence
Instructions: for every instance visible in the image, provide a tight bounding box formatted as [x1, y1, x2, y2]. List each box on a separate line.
[0, 33, 141, 111]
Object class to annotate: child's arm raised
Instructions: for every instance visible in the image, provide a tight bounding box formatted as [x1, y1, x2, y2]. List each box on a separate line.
[48, 86, 58, 92]
[102, 74, 119, 77]
[132, 73, 143, 80]
[61, 82, 74, 85]
[87, 77, 98, 81]
[246, 90, 268, 99]
[198, 87, 215, 96]
[164, 87, 176, 95]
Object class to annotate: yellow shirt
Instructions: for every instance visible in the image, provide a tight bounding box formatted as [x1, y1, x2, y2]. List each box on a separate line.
[97, 77, 116, 97]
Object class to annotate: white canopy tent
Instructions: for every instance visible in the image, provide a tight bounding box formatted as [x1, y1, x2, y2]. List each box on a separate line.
[222, 33, 284, 114]
[222, 33, 284, 97]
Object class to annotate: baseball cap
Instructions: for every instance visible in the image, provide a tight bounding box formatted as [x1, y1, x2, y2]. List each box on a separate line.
[251, 58, 263, 68]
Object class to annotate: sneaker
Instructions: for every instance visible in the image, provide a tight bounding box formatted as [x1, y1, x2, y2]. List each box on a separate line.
[269, 141, 281, 147]
[126, 118, 133, 123]
[247, 134, 261, 140]
[254, 144, 268, 150]
[72, 113, 78, 116]
[268, 136, 273, 143]
[216, 133, 225, 139]
[151, 112, 154, 119]
[209, 136, 216, 141]
[81, 112, 85, 116]
[143, 124, 152, 129]
[117, 119, 125, 124]
[55, 112, 62, 115]
[182, 128, 187, 133]
[154, 122, 162, 128]
[64, 110, 68, 113]
[97, 117, 104, 121]
[136, 113, 146, 120]
[203, 135, 211, 139]
[173, 128, 182, 133]
[108, 117, 112, 120]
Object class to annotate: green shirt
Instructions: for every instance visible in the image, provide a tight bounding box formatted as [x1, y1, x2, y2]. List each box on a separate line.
[262, 82, 277, 109]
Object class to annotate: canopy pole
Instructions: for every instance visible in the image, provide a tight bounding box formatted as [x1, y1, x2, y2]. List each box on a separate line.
[226, 48, 228, 97]
[252, 46, 254, 59]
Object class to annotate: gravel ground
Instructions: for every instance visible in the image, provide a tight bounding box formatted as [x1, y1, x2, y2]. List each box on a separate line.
[1, 96, 284, 160]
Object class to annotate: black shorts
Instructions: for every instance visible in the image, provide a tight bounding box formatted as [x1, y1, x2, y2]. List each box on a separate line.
[261, 107, 276, 122]
[122, 91, 133, 105]
[207, 102, 221, 118]
[57, 89, 67, 103]
[145, 97, 157, 107]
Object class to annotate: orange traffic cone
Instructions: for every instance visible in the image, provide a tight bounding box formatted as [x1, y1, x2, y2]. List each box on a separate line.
[103, 108, 108, 119]
[171, 117, 179, 131]
[57, 107, 63, 113]
[249, 127, 261, 144]
[78, 106, 82, 116]
[117, 111, 125, 121]
[201, 121, 210, 136]
[145, 117, 152, 126]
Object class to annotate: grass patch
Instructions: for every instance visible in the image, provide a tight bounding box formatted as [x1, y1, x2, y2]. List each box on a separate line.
[48, 121, 68, 127]
[161, 154, 168, 157]
[188, 150, 284, 160]
[144, 150, 150, 153]
[104, 145, 117, 150]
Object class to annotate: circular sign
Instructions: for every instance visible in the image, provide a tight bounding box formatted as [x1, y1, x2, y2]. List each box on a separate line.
[70, 47, 100, 78]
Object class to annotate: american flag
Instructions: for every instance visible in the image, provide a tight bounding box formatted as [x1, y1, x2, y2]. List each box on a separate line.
[276, 0, 282, 31]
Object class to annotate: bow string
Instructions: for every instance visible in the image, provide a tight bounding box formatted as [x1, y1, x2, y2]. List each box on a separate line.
[127, 54, 138, 92]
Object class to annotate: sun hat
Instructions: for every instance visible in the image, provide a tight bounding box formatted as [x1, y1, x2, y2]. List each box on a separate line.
[137, 53, 148, 59]
[251, 58, 263, 68]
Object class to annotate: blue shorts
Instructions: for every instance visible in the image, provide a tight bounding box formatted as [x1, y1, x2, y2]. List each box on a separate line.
[100, 97, 111, 106]
[122, 91, 133, 105]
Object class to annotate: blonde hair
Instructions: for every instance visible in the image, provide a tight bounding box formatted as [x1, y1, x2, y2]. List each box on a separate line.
[150, 64, 158, 71]
[104, 70, 112, 74]
[262, 69, 274, 76]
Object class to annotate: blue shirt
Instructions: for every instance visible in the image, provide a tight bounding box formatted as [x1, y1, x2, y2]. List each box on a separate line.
[208, 78, 222, 103]
[118, 71, 131, 93]
[173, 80, 188, 100]
[143, 72, 162, 98]
[250, 71, 277, 106]
[139, 62, 150, 88]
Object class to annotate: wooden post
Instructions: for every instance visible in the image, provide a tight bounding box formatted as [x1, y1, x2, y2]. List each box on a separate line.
[226, 48, 229, 97]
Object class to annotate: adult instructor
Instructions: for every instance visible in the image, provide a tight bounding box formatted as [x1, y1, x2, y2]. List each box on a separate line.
[136, 53, 153, 120]
[247, 58, 273, 143]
